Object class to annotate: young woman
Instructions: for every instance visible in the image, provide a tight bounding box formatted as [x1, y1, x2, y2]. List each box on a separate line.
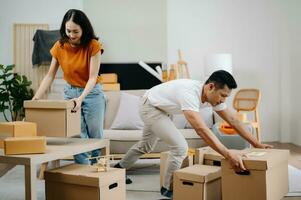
[33, 9, 105, 164]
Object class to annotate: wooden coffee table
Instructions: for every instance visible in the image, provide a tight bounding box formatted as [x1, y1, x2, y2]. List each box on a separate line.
[0, 137, 110, 200]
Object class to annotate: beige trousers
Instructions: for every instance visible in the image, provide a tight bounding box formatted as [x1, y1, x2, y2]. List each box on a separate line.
[119, 97, 188, 190]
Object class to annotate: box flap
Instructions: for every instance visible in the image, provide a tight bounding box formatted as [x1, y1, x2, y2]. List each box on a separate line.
[45, 164, 125, 187]
[175, 165, 221, 183]
[24, 100, 75, 109]
[222, 148, 289, 170]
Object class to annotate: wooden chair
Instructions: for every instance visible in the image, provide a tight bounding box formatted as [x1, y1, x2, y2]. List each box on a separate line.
[233, 89, 261, 141]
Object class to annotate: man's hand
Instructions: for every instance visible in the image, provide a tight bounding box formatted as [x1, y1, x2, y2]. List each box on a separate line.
[254, 143, 273, 149]
[226, 150, 246, 172]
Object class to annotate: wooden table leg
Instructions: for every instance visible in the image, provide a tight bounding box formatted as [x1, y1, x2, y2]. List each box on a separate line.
[38, 162, 48, 180]
[0, 163, 15, 177]
[25, 164, 37, 200]
[101, 141, 110, 156]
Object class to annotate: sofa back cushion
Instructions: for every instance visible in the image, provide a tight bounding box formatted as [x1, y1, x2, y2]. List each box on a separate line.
[104, 90, 146, 129]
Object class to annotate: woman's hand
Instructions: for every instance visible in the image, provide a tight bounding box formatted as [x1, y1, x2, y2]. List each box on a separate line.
[32, 96, 39, 100]
[70, 97, 83, 112]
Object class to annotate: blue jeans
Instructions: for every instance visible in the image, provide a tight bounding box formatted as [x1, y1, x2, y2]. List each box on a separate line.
[64, 83, 105, 164]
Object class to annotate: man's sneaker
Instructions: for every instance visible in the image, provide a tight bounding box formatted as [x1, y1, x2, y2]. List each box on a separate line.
[160, 186, 173, 198]
[114, 163, 133, 184]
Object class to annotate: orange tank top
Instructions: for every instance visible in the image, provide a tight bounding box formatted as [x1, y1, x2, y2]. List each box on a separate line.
[50, 39, 104, 87]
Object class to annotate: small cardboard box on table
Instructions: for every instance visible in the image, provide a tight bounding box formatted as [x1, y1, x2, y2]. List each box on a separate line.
[4, 136, 46, 155]
[45, 164, 125, 200]
[0, 121, 37, 148]
[24, 100, 80, 137]
[173, 164, 222, 200]
[160, 151, 193, 188]
[100, 73, 118, 84]
[221, 148, 289, 200]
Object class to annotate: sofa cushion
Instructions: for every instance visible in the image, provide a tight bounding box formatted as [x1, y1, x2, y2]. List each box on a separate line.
[110, 92, 144, 130]
[104, 90, 146, 129]
[103, 129, 200, 141]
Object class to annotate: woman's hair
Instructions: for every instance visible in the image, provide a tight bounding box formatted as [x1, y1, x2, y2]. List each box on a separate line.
[59, 9, 98, 47]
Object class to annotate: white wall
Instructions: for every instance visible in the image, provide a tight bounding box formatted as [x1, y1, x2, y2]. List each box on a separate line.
[0, 0, 83, 65]
[0, 0, 83, 121]
[282, 0, 301, 146]
[1, 0, 300, 145]
[83, 0, 167, 63]
[167, 0, 298, 142]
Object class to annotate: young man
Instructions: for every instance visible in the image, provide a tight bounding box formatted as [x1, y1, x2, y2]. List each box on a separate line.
[115, 70, 272, 198]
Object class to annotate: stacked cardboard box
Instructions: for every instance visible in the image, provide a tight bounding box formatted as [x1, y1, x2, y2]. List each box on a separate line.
[173, 165, 222, 200]
[221, 148, 289, 200]
[0, 121, 38, 148]
[195, 146, 224, 166]
[4, 136, 46, 155]
[100, 73, 120, 91]
[45, 164, 126, 200]
[24, 100, 81, 137]
[180, 147, 289, 200]
[160, 151, 193, 188]
[0, 121, 46, 155]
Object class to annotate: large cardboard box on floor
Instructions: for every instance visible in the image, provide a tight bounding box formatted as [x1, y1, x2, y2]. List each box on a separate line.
[173, 164, 221, 200]
[4, 136, 46, 155]
[0, 121, 37, 148]
[45, 164, 125, 200]
[160, 151, 193, 188]
[24, 100, 81, 137]
[221, 148, 289, 200]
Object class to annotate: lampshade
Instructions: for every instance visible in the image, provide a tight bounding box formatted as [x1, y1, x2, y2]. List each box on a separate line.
[204, 54, 232, 77]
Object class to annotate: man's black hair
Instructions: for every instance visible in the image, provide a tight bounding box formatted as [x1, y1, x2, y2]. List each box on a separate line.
[205, 70, 237, 89]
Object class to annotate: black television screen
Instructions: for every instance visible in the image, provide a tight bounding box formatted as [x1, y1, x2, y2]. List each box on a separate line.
[99, 63, 162, 90]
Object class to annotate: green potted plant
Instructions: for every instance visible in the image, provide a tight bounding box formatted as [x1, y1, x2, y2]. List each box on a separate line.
[0, 64, 34, 121]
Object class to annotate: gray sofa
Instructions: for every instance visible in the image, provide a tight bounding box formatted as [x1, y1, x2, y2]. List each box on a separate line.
[103, 90, 207, 154]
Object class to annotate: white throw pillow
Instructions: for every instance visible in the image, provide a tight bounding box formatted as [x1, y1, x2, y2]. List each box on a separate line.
[185, 107, 214, 128]
[110, 92, 144, 130]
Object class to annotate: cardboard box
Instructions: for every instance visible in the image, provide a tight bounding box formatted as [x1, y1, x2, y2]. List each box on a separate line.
[45, 164, 125, 200]
[160, 151, 193, 188]
[100, 73, 118, 84]
[24, 100, 81, 137]
[4, 136, 46, 155]
[173, 164, 222, 200]
[102, 83, 120, 91]
[221, 148, 289, 200]
[0, 121, 37, 137]
[195, 147, 224, 166]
